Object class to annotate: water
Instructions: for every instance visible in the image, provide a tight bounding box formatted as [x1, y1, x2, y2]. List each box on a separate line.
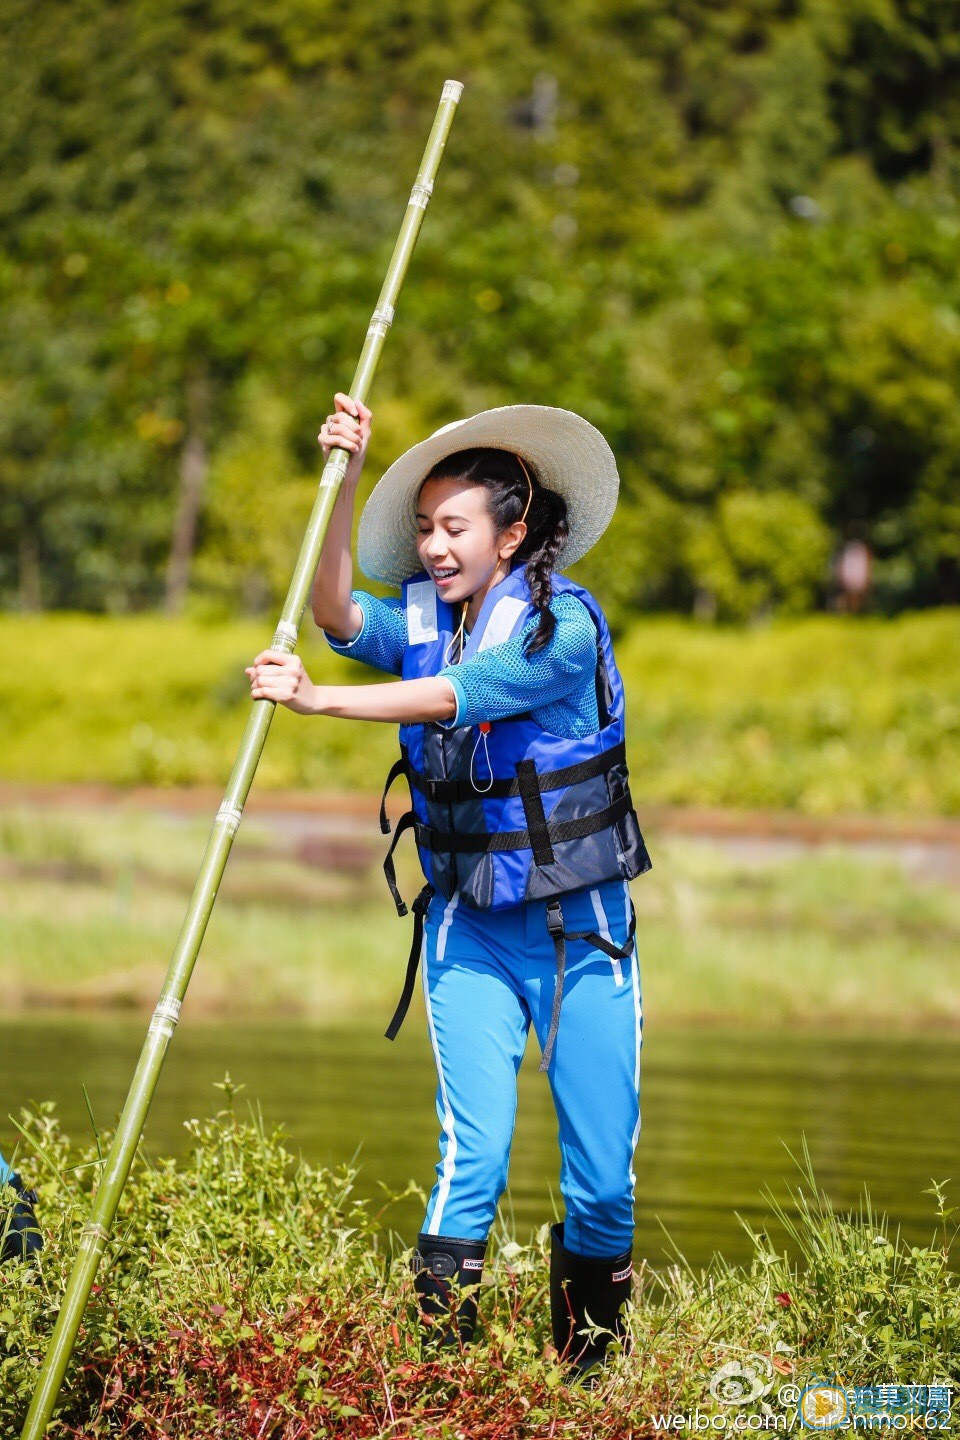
[1, 1014, 957, 1272]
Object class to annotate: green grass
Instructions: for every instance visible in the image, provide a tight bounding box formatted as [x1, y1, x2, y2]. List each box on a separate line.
[2, 1101, 958, 1437]
[5, 609, 960, 814]
[2, 804, 959, 1029]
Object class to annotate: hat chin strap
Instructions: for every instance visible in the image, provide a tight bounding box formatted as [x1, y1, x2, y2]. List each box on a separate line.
[516, 454, 534, 525]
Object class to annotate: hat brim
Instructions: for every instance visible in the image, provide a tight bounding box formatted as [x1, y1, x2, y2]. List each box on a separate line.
[356, 404, 620, 587]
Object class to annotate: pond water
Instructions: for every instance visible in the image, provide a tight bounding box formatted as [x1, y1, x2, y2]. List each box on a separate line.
[1, 1014, 957, 1273]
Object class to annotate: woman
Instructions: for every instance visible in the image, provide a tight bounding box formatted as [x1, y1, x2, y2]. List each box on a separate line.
[246, 394, 651, 1378]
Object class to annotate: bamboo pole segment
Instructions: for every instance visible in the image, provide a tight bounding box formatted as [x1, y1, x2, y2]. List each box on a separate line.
[21, 78, 464, 1440]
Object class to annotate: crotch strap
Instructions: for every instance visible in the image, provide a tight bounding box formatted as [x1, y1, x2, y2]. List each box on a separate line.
[538, 897, 638, 1073]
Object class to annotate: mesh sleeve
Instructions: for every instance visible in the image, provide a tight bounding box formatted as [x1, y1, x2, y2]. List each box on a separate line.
[438, 593, 599, 731]
[323, 591, 407, 676]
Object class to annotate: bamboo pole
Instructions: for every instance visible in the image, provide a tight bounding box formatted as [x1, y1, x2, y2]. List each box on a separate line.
[21, 78, 464, 1439]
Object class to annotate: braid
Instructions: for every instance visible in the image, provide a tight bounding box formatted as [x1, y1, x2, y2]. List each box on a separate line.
[520, 488, 569, 656]
[422, 446, 569, 658]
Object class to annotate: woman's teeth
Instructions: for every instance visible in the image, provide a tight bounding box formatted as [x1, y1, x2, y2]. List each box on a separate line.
[434, 568, 458, 579]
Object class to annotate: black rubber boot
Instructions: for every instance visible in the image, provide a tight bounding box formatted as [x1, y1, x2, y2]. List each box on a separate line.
[411, 1232, 487, 1349]
[1, 1173, 43, 1265]
[550, 1222, 633, 1380]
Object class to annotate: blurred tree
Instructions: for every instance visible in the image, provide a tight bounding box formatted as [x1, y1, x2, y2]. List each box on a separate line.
[191, 375, 317, 615]
[808, 0, 960, 182]
[0, 0, 959, 619]
[743, 26, 838, 208]
[686, 489, 833, 620]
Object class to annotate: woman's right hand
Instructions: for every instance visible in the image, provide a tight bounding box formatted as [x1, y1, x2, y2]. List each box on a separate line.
[318, 393, 372, 484]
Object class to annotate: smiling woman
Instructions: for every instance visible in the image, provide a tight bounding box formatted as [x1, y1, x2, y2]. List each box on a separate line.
[247, 390, 651, 1381]
[416, 453, 533, 615]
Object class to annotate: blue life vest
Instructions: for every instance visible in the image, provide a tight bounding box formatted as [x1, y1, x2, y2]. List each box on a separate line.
[379, 565, 652, 1068]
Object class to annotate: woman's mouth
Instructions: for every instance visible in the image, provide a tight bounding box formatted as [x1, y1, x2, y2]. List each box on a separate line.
[432, 567, 459, 588]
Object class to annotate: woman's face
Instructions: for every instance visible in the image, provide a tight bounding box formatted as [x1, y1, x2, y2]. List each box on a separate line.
[416, 477, 519, 607]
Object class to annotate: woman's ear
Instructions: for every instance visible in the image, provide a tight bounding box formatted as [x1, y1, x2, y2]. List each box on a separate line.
[498, 521, 527, 560]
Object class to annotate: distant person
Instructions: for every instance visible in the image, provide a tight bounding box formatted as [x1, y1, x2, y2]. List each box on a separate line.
[247, 393, 651, 1381]
[0, 1147, 42, 1264]
[836, 538, 872, 613]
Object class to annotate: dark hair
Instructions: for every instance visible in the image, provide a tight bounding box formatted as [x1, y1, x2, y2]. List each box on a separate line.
[422, 447, 569, 656]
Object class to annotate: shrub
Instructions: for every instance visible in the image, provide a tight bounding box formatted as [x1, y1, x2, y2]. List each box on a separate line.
[2, 1102, 957, 1438]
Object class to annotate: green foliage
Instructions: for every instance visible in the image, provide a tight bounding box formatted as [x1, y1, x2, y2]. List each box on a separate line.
[744, 26, 838, 207]
[1, 1104, 957, 1435]
[3, 610, 959, 815]
[686, 490, 833, 619]
[2, 3, 960, 618]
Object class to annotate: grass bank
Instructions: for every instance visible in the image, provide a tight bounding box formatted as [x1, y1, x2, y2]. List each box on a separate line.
[2, 1102, 958, 1438]
[5, 610, 960, 815]
[1, 803, 959, 1029]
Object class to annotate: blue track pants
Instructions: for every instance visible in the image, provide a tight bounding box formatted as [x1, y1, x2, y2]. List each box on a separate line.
[419, 877, 643, 1258]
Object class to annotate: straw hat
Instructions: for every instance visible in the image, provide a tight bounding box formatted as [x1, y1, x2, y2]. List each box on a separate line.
[356, 404, 621, 586]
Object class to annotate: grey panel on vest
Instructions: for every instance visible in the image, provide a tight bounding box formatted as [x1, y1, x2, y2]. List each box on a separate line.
[421, 723, 498, 903]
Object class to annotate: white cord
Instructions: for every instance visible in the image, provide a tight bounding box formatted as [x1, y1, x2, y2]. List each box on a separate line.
[470, 725, 494, 793]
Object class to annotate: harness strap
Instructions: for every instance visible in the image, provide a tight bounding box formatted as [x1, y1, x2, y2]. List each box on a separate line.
[404, 740, 628, 804]
[379, 756, 408, 835]
[415, 793, 634, 856]
[384, 883, 435, 1042]
[383, 810, 418, 916]
[538, 898, 638, 1073]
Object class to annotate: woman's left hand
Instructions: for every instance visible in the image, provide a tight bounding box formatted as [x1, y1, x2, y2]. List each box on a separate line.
[245, 651, 318, 715]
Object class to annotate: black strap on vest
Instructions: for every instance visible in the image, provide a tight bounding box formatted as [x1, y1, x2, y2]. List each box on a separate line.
[388, 739, 628, 806]
[414, 793, 633, 856]
[380, 756, 408, 835]
[384, 883, 435, 1041]
[538, 897, 638, 1073]
[517, 758, 555, 867]
[383, 810, 418, 916]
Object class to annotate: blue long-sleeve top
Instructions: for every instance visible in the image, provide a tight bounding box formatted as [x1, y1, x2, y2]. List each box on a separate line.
[323, 588, 600, 738]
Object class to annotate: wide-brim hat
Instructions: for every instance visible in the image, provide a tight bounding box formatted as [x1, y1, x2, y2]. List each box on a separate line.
[356, 403, 620, 586]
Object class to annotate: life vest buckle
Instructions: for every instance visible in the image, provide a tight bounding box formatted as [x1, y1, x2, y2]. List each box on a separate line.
[546, 898, 564, 937]
[412, 886, 433, 918]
